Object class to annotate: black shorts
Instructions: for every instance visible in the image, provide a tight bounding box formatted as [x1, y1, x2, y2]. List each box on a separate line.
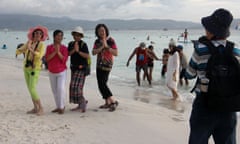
[180, 69, 187, 79]
[136, 64, 148, 72]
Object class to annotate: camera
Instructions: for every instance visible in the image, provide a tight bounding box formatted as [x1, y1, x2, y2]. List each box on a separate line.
[31, 71, 35, 76]
[25, 60, 33, 68]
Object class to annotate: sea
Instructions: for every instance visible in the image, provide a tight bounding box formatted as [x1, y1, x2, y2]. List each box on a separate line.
[1, 29, 240, 114]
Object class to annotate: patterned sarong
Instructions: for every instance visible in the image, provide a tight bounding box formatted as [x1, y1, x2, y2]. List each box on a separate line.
[69, 70, 86, 104]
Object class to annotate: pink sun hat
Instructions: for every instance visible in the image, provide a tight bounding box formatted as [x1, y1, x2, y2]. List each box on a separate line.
[27, 25, 49, 41]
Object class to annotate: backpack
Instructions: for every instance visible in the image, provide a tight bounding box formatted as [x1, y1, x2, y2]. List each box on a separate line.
[85, 53, 91, 76]
[199, 36, 240, 112]
[80, 41, 91, 76]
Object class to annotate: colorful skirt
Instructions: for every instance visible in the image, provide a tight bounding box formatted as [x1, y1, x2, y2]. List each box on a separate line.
[69, 70, 86, 104]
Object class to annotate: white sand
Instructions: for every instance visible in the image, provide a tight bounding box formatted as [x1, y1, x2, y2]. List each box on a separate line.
[0, 57, 239, 144]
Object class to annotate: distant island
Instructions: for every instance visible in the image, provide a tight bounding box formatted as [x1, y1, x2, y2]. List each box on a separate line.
[0, 14, 239, 31]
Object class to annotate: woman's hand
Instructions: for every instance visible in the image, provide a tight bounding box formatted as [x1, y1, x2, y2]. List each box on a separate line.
[74, 41, 79, 52]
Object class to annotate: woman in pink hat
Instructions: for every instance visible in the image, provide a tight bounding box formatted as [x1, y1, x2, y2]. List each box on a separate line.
[16, 25, 48, 116]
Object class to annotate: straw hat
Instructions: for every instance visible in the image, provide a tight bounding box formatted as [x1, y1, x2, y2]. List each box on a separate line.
[27, 25, 49, 41]
[71, 26, 84, 37]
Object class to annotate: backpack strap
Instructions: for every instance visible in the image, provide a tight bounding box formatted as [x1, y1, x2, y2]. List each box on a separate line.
[79, 41, 91, 65]
[80, 41, 85, 49]
[225, 41, 234, 55]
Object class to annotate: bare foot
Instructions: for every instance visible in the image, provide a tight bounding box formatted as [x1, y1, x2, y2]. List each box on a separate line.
[36, 109, 44, 116]
[26, 108, 37, 114]
[171, 94, 178, 101]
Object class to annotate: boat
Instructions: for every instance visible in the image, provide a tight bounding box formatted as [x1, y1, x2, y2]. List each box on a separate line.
[163, 28, 168, 31]
[177, 36, 192, 44]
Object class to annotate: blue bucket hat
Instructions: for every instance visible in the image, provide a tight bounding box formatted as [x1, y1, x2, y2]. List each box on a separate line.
[177, 45, 183, 50]
[201, 8, 233, 38]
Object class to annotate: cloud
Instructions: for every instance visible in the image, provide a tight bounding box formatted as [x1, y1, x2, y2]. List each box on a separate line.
[0, 0, 239, 22]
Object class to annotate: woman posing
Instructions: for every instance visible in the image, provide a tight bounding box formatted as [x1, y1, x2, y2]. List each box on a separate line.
[68, 26, 90, 113]
[16, 25, 48, 115]
[92, 24, 119, 112]
[45, 30, 68, 114]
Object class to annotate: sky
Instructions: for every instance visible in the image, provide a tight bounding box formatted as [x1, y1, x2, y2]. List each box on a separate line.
[0, 0, 239, 22]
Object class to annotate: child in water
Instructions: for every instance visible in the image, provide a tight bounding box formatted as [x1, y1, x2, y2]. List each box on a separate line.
[161, 48, 169, 77]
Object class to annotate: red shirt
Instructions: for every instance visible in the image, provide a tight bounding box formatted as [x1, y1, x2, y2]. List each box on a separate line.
[136, 47, 148, 66]
[45, 44, 68, 73]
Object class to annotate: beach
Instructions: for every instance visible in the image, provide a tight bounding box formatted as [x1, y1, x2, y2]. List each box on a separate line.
[0, 57, 239, 144]
[0, 56, 191, 144]
[1, 28, 240, 144]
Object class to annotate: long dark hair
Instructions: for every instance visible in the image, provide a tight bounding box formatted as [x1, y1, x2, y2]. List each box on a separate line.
[95, 24, 109, 38]
[53, 29, 63, 38]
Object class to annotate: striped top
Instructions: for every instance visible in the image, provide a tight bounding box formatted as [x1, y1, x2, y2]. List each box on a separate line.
[185, 39, 240, 95]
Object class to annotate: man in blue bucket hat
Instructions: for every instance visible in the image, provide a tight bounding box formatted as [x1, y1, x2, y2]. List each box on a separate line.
[186, 8, 240, 144]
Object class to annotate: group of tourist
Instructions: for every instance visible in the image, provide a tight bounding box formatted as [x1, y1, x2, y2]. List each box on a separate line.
[16, 24, 119, 115]
[126, 38, 188, 101]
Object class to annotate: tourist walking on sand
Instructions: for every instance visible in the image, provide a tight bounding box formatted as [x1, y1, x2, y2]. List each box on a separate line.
[143, 45, 160, 81]
[92, 24, 119, 112]
[186, 8, 238, 144]
[126, 42, 151, 86]
[68, 26, 90, 113]
[16, 25, 48, 116]
[45, 30, 68, 114]
[165, 39, 181, 101]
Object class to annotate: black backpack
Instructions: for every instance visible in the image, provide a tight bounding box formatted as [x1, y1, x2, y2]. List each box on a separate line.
[199, 36, 240, 112]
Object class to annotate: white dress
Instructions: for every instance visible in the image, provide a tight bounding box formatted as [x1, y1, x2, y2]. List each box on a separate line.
[166, 52, 180, 90]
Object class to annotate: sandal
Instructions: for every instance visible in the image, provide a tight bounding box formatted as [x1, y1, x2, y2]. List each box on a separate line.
[99, 103, 110, 109]
[58, 107, 65, 114]
[51, 108, 60, 113]
[80, 100, 88, 113]
[109, 101, 119, 112]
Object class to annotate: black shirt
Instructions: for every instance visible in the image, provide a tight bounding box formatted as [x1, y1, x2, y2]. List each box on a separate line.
[68, 40, 89, 67]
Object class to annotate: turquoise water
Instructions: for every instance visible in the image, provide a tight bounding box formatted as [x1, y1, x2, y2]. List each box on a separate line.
[1, 29, 240, 104]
